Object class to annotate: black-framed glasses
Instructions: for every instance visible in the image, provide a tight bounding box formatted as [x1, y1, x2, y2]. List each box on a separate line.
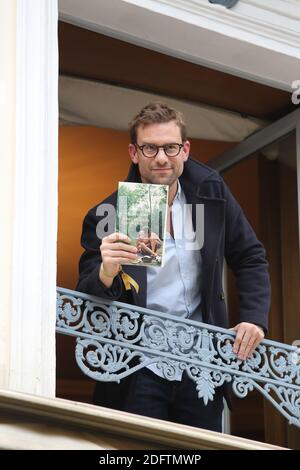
[135, 143, 184, 158]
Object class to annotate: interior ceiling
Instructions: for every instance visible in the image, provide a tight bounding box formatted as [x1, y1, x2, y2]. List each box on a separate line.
[59, 21, 295, 122]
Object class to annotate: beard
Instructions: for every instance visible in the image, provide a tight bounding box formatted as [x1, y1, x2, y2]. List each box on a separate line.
[143, 167, 180, 187]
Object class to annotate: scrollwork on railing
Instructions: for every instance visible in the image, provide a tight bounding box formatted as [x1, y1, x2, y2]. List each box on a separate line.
[56, 287, 300, 427]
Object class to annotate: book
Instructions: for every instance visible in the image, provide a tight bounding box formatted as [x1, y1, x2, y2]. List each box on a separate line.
[116, 182, 168, 267]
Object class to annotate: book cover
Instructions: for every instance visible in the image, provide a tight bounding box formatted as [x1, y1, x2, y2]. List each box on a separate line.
[116, 182, 168, 267]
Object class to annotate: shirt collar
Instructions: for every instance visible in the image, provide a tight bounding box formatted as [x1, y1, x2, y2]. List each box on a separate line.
[173, 180, 182, 202]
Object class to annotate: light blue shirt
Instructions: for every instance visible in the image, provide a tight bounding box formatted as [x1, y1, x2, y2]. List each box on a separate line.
[146, 181, 202, 380]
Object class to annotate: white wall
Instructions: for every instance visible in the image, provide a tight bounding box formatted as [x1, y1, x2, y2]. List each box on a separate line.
[0, 0, 59, 397]
[0, 0, 16, 389]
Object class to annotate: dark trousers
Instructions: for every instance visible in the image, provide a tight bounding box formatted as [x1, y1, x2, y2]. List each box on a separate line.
[124, 367, 224, 432]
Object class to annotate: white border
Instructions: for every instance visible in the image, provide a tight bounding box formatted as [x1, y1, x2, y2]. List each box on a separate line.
[10, 0, 58, 397]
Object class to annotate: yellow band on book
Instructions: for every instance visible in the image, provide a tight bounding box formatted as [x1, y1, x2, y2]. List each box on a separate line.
[121, 271, 140, 294]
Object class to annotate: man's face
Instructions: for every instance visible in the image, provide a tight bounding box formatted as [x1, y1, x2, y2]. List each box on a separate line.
[128, 121, 190, 187]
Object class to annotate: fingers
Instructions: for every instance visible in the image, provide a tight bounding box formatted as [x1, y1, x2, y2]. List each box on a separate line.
[102, 233, 137, 253]
[105, 249, 138, 263]
[106, 232, 131, 243]
[233, 323, 264, 361]
[106, 242, 138, 254]
[232, 326, 246, 358]
[241, 336, 256, 360]
[100, 233, 138, 278]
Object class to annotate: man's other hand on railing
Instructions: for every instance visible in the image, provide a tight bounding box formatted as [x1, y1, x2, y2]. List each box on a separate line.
[232, 322, 265, 361]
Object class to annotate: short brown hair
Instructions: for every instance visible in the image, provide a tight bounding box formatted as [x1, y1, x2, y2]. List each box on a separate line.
[129, 102, 187, 143]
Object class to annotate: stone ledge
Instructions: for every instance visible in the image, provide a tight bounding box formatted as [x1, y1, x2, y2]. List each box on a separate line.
[0, 389, 286, 450]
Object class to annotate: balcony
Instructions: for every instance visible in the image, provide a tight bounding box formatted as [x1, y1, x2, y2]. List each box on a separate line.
[56, 287, 300, 429]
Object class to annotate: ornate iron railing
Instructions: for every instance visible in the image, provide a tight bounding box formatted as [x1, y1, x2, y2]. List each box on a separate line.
[56, 287, 300, 427]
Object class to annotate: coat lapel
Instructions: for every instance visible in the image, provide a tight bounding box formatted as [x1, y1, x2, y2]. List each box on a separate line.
[181, 178, 226, 321]
[180, 180, 226, 260]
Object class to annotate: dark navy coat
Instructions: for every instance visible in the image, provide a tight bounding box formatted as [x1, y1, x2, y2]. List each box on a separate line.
[77, 158, 271, 409]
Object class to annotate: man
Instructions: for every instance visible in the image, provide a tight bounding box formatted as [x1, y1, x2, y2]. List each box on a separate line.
[77, 102, 270, 431]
